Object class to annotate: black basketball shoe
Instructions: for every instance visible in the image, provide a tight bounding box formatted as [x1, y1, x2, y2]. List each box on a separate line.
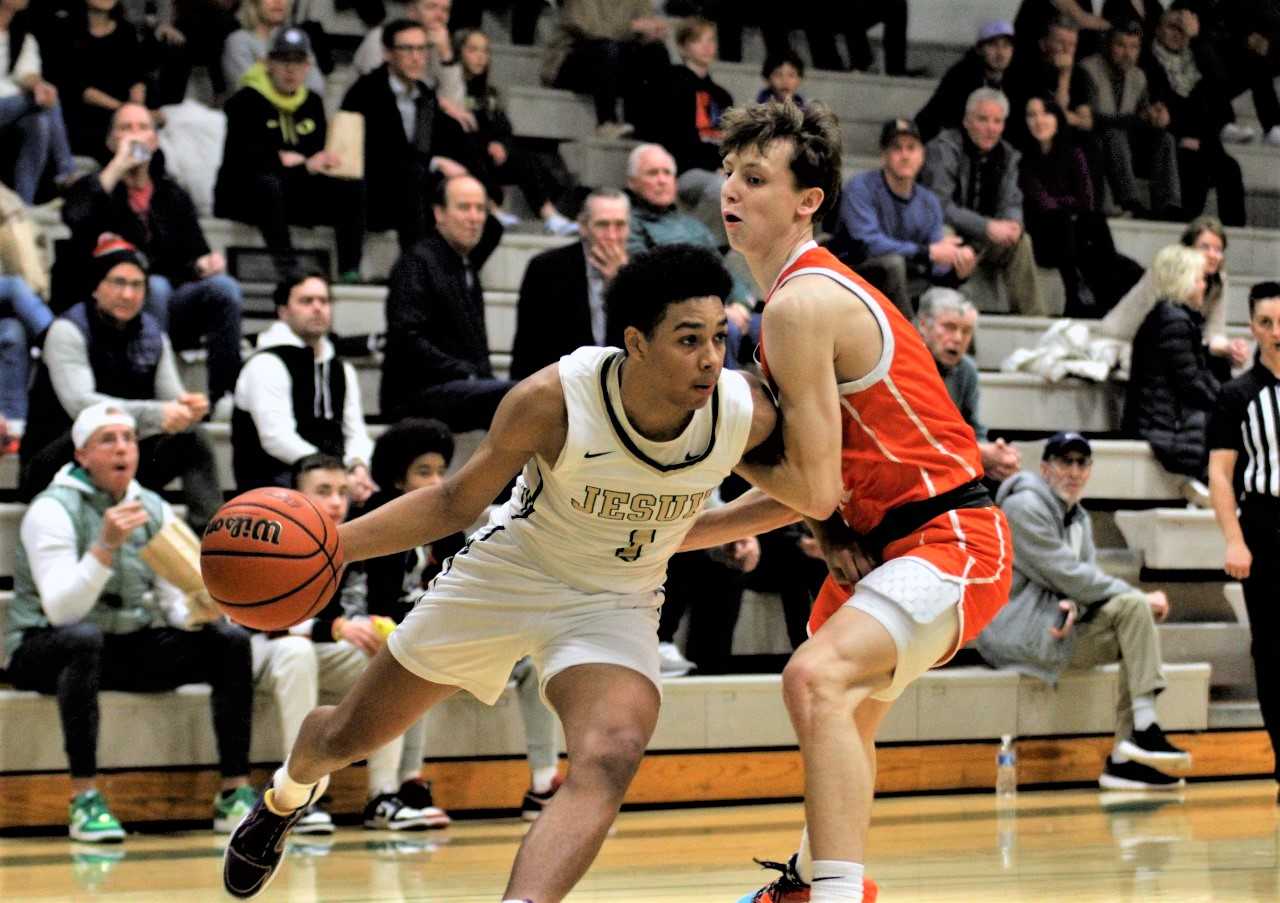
[223, 776, 329, 899]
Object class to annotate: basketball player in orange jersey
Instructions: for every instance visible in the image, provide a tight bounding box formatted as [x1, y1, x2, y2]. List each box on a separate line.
[684, 102, 1014, 903]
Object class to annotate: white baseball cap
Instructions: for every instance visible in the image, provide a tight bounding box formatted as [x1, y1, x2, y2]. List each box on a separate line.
[72, 402, 137, 450]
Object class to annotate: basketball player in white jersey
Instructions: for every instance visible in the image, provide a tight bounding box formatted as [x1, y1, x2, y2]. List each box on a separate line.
[223, 244, 782, 902]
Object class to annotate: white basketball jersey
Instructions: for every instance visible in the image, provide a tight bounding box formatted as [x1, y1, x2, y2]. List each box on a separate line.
[489, 346, 755, 594]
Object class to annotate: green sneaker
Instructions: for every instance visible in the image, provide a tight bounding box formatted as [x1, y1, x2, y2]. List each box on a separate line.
[214, 785, 259, 834]
[69, 789, 125, 843]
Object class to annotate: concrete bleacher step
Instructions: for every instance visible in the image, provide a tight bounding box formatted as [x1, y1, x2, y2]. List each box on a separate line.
[1159, 622, 1254, 691]
[1115, 507, 1225, 571]
[977, 372, 1124, 432]
[0, 660, 1212, 775]
[1011, 439, 1185, 501]
[326, 284, 518, 345]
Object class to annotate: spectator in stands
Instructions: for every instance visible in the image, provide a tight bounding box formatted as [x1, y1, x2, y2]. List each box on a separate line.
[833, 118, 975, 320]
[1181, 0, 1280, 145]
[1100, 215, 1247, 372]
[146, 0, 241, 105]
[755, 49, 805, 107]
[624, 144, 756, 366]
[804, 0, 913, 75]
[704, 1, 792, 66]
[1143, 8, 1246, 226]
[1080, 21, 1183, 218]
[1007, 17, 1096, 149]
[1209, 281, 1280, 799]
[916, 20, 1016, 141]
[658, 17, 732, 241]
[0, 0, 78, 203]
[916, 287, 1022, 483]
[455, 28, 578, 236]
[1103, 0, 1166, 52]
[540, 0, 670, 140]
[61, 103, 244, 413]
[249, 452, 445, 835]
[354, 0, 465, 110]
[922, 88, 1048, 315]
[381, 175, 510, 431]
[45, 0, 149, 160]
[509, 188, 628, 380]
[222, 0, 323, 94]
[20, 235, 221, 531]
[231, 271, 374, 499]
[1014, 0, 1111, 63]
[659, 528, 760, 677]
[215, 27, 366, 281]
[1123, 243, 1220, 477]
[0, 275, 52, 452]
[1019, 94, 1142, 316]
[976, 430, 1191, 791]
[4, 402, 255, 842]
[340, 19, 476, 250]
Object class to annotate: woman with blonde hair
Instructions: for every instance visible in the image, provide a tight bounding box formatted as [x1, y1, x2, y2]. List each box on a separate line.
[1123, 243, 1221, 477]
[1100, 215, 1249, 374]
[221, 0, 324, 94]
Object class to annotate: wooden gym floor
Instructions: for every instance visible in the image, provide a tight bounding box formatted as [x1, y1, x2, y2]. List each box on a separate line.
[3, 780, 1279, 901]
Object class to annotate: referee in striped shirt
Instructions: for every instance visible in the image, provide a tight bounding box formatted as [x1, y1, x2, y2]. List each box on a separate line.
[1208, 280, 1280, 795]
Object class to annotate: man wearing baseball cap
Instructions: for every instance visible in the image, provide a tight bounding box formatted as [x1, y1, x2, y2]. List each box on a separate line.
[831, 116, 975, 318]
[215, 27, 367, 281]
[5, 402, 254, 843]
[20, 234, 221, 533]
[916, 20, 1016, 140]
[975, 430, 1192, 791]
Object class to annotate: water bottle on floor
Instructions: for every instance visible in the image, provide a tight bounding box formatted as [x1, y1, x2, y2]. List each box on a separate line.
[996, 734, 1017, 799]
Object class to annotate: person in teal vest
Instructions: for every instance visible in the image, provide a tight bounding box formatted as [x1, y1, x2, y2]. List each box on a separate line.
[4, 402, 255, 843]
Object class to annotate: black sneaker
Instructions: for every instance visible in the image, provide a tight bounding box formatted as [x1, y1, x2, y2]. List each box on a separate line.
[1117, 724, 1192, 770]
[520, 776, 562, 822]
[1099, 756, 1186, 792]
[396, 779, 452, 827]
[362, 793, 449, 830]
[222, 776, 329, 899]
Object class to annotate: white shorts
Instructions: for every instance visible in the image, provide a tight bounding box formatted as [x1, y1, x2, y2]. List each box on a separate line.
[387, 526, 663, 706]
[847, 556, 963, 702]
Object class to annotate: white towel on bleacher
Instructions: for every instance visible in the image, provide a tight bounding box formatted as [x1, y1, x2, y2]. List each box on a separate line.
[157, 100, 227, 217]
[1001, 319, 1129, 383]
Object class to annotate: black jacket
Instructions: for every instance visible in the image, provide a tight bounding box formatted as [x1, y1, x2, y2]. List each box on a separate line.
[509, 241, 595, 380]
[339, 65, 477, 231]
[380, 218, 504, 417]
[916, 51, 1008, 142]
[59, 151, 210, 306]
[659, 64, 733, 174]
[1124, 299, 1221, 476]
[214, 82, 329, 220]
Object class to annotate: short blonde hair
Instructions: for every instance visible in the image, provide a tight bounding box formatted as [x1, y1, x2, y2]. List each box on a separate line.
[1150, 244, 1205, 304]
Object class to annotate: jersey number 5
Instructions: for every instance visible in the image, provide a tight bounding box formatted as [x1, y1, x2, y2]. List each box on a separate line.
[615, 529, 657, 562]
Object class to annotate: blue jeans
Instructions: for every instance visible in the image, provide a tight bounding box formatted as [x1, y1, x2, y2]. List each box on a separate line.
[0, 274, 54, 420]
[147, 273, 244, 404]
[0, 96, 75, 204]
[725, 311, 762, 371]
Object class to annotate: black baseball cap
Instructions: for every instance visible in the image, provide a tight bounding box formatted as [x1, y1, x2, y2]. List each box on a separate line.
[268, 27, 312, 60]
[879, 118, 923, 149]
[1043, 431, 1092, 460]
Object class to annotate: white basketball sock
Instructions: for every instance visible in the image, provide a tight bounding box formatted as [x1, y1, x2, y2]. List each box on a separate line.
[1132, 695, 1158, 732]
[796, 825, 813, 882]
[270, 764, 317, 813]
[809, 860, 864, 902]
[531, 766, 559, 794]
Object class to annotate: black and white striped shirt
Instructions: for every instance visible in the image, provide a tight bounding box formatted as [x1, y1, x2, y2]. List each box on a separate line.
[1209, 363, 1280, 497]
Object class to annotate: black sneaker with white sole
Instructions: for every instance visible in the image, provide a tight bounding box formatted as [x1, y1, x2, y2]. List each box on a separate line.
[223, 776, 329, 900]
[363, 793, 443, 831]
[1099, 756, 1186, 791]
[1116, 724, 1192, 770]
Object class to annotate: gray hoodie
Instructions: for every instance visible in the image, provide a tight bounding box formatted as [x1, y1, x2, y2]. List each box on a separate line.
[974, 470, 1134, 684]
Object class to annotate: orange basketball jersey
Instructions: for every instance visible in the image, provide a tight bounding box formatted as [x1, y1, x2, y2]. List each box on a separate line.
[759, 241, 1010, 644]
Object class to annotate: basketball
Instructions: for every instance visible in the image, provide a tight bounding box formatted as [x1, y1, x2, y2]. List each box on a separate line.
[200, 487, 345, 631]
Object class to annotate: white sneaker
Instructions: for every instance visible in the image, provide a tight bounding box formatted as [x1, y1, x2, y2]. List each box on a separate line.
[658, 641, 694, 677]
[594, 121, 635, 141]
[1264, 125, 1280, 146]
[1220, 122, 1258, 144]
[293, 803, 335, 835]
[1182, 479, 1211, 509]
[492, 209, 521, 228]
[543, 212, 579, 236]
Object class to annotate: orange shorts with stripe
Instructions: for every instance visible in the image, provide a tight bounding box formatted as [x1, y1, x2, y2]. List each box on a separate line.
[808, 506, 1013, 649]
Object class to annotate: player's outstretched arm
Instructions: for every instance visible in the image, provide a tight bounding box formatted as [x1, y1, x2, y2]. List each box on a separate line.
[339, 366, 568, 563]
[734, 280, 846, 519]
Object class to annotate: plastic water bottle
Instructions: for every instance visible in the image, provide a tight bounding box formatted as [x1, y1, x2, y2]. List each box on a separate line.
[996, 734, 1018, 799]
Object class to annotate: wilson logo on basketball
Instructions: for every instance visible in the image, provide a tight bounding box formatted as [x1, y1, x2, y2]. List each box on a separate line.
[205, 515, 284, 545]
